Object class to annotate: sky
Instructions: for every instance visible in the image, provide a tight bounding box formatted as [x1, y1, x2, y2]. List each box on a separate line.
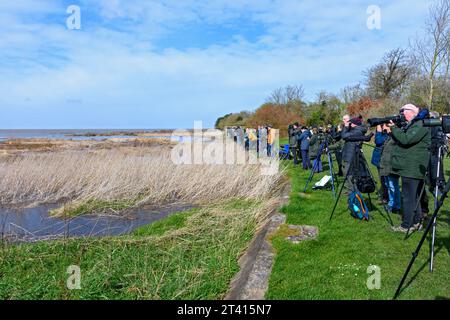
[0, 0, 435, 129]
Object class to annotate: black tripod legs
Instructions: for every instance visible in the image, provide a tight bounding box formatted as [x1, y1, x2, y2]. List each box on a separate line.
[304, 155, 319, 192]
[329, 166, 352, 221]
[394, 205, 439, 299]
[394, 177, 450, 299]
[328, 152, 337, 198]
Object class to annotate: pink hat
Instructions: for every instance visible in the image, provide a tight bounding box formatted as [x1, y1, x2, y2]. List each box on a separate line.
[400, 104, 419, 114]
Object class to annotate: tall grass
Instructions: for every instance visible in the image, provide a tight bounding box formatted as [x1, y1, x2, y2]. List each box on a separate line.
[0, 143, 282, 213]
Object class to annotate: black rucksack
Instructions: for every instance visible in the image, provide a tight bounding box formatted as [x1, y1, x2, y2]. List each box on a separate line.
[353, 151, 376, 194]
[356, 176, 376, 194]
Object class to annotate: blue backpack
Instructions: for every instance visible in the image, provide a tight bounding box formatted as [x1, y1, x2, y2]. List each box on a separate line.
[348, 191, 370, 221]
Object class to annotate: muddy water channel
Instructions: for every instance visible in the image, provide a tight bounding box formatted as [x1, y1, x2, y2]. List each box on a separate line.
[0, 204, 194, 242]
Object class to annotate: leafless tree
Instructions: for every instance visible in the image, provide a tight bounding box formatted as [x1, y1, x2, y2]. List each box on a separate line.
[340, 84, 365, 105]
[364, 48, 412, 100]
[411, 0, 450, 107]
[267, 85, 305, 105]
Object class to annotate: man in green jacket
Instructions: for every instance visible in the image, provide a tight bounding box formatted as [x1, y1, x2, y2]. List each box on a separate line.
[389, 104, 431, 233]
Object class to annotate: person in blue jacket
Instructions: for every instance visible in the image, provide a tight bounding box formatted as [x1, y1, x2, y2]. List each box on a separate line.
[298, 126, 312, 170]
[371, 125, 389, 204]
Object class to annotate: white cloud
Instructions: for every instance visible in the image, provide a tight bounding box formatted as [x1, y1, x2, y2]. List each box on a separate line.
[0, 0, 437, 128]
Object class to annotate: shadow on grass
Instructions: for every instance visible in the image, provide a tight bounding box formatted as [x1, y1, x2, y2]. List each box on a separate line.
[396, 222, 450, 297]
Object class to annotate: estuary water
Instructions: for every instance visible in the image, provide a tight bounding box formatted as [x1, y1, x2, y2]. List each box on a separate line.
[0, 204, 194, 243]
[0, 129, 180, 142]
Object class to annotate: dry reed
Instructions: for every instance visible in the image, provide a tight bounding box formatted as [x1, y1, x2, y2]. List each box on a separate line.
[0, 143, 282, 212]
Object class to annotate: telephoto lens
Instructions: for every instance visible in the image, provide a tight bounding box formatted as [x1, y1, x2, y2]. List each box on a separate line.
[367, 114, 406, 127]
[423, 115, 450, 133]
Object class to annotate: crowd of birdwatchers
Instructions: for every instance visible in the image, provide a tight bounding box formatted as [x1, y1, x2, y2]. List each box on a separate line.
[226, 125, 278, 157]
[287, 105, 448, 233]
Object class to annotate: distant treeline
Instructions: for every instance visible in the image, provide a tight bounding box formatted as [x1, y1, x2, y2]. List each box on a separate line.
[215, 0, 450, 138]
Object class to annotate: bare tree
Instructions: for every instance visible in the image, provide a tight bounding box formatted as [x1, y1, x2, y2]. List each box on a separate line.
[340, 84, 365, 105]
[364, 48, 412, 100]
[411, 0, 450, 107]
[267, 85, 305, 105]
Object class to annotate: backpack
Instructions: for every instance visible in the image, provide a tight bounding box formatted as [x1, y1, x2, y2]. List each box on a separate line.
[348, 191, 370, 221]
[353, 152, 376, 194]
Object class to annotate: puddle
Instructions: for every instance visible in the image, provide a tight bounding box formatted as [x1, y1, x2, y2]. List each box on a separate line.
[0, 204, 194, 243]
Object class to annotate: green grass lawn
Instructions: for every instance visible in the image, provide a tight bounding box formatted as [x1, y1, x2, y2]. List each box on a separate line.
[267, 145, 450, 300]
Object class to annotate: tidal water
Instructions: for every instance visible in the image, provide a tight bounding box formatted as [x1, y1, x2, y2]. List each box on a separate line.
[0, 129, 178, 142]
[0, 204, 194, 243]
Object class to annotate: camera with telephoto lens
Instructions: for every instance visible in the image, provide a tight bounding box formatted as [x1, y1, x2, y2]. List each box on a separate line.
[422, 115, 450, 134]
[367, 114, 407, 128]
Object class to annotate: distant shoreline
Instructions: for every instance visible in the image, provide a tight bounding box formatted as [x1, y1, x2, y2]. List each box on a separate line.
[0, 129, 220, 142]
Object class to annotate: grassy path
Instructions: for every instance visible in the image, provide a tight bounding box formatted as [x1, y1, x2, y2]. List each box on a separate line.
[267, 145, 450, 300]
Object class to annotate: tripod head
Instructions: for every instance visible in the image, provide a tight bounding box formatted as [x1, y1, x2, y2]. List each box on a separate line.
[441, 143, 450, 158]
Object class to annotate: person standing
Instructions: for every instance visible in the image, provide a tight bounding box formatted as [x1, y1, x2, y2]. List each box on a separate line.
[267, 125, 276, 157]
[327, 125, 345, 176]
[247, 128, 257, 152]
[389, 104, 431, 233]
[259, 126, 268, 157]
[371, 125, 389, 204]
[289, 123, 300, 165]
[379, 125, 401, 214]
[298, 126, 312, 170]
[309, 127, 324, 173]
[244, 128, 250, 151]
[341, 116, 368, 192]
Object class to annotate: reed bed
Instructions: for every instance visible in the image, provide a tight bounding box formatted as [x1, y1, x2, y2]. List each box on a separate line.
[0, 143, 282, 213]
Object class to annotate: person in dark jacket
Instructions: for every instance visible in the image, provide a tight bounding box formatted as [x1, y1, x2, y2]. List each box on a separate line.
[389, 104, 431, 233]
[309, 127, 324, 173]
[289, 123, 300, 165]
[379, 125, 401, 214]
[298, 126, 312, 170]
[371, 125, 389, 204]
[341, 116, 368, 191]
[329, 125, 344, 176]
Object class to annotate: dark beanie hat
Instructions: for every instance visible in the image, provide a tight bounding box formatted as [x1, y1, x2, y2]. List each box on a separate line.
[350, 117, 363, 126]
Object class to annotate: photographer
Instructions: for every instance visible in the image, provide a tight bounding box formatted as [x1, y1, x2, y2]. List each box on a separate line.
[327, 125, 344, 176]
[310, 127, 325, 173]
[379, 125, 401, 214]
[371, 125, 389, 204]
[389, 104, 431, 233]
[341, 116, 368, 192]
[298, 126, 312, 170]
[289, 123, 300, 165]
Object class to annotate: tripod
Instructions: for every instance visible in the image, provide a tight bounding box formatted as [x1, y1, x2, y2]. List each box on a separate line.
[394, 166, 450, 299]
[304, 138, 338, 198]
[329, 145, 379, 222]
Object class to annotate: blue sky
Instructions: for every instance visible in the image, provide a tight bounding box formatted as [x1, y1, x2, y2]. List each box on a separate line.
[0, 0, 434, 129]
